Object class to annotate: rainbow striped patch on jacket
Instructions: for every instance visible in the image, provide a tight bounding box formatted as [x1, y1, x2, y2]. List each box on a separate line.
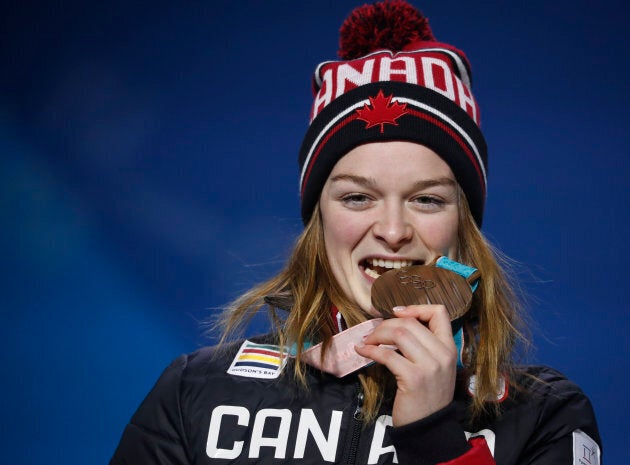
[227, 340, 288, 379]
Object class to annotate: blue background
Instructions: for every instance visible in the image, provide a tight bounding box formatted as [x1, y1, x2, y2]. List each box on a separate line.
[1, 1, 628, 463]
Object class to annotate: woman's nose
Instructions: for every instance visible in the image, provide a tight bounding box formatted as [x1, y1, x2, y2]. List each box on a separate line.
[372, 205, 413, 248]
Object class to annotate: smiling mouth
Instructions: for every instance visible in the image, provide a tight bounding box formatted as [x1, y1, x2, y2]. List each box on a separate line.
[362, 258, 422, 279]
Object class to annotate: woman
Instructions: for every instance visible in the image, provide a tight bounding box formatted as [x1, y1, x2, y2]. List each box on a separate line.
[110, 1, 601, 464]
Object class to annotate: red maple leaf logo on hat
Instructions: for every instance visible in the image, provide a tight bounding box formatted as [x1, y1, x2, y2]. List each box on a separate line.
[356, 90, 409, 133]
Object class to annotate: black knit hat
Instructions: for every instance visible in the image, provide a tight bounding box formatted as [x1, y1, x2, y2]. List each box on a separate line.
[298, 0, 488, 226]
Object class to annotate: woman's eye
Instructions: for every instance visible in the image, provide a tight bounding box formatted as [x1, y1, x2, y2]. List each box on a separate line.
[341, 194, 371, 206]
[413, 195, 444, 209]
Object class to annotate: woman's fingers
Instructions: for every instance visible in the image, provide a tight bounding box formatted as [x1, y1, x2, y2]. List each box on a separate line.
[354, 304, 458, 426]
[363, 304, 455, 361]
[392, 304, 454, 340]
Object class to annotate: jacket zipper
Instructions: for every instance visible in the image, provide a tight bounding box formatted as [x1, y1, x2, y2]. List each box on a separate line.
[345, 386, 364, 465]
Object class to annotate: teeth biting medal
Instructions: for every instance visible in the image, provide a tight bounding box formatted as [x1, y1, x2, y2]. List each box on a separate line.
[300, 257, 480, 376]
[371, 260, 480, 321]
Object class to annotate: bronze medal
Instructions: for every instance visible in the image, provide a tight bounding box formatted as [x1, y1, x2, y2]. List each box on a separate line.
[371, 265, 476, 320]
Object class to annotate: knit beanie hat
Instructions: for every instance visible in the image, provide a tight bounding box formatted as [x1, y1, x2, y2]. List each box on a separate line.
[298, 0, 488, 226]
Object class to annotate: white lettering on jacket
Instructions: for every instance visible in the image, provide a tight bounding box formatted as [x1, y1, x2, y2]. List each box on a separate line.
[368, 415, 398, 464]
[206, 405, 343, 462]
[294, 409, 343, 462]
[206, 405, 497, 461]
[206, 405, 250, 459]
[250, 409, 292, 458]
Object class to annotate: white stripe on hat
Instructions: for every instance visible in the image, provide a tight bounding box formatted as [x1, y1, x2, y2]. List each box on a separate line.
[299, 99, 369, 191]
[300, 95, 486, 193]
[397, 96, 486, 187]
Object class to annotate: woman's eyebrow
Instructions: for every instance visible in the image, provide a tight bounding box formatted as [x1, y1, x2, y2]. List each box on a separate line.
[328, 174, 377, 188]
[411, 177, 457, 190]
[329, 174, 456, 190]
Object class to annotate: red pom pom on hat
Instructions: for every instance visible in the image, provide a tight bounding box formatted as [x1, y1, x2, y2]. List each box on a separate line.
[300, 0, 488, 228]
[338, 0, 435, 59]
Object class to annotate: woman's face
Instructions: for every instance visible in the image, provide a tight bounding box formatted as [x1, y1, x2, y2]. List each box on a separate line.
[319, 141, 460, 317]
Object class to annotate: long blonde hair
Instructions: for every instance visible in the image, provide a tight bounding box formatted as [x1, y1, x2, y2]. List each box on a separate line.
[216, 191, 526, 421]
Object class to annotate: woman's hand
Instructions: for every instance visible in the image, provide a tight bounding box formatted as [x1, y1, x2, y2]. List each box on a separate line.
[354, 304, 458, 427]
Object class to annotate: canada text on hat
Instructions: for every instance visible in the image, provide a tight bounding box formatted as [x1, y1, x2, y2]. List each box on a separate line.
[298, 0, 488, 227]
[310, 48, 479, 125]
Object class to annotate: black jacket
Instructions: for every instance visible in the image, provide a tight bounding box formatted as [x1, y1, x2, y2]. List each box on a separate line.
[110, 337, 601, 465]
